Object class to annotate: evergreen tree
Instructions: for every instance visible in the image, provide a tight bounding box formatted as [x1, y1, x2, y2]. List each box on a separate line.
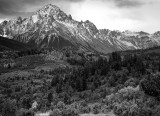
[140, 74, 160, 97]
[51, 75, 59, 87]
[47, 93, 53, 103]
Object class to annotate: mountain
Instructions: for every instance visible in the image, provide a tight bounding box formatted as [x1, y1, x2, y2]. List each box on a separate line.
[0, 4, 160, 54]
[0, 36, 30, 51]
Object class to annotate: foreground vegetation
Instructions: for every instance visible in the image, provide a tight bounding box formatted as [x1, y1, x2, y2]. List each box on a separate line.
[1, 47, 160, 116]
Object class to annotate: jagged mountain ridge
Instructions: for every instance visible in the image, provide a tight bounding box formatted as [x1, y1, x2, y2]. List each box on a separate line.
[0, 4, 160, 54]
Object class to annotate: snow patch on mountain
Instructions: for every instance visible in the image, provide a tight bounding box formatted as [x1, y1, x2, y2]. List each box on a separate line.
[122, 41, 137, 48]
[32, 15, 39, 23]
[108, 39, 113, 45]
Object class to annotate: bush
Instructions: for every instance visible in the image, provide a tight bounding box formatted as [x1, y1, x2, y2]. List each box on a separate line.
[124, 78, 139, 88]
[62, 108, 79, 116]
[49, 109, 61, 116]
[92, 103, 101, 114]
[57, 101, 65, 110]
[0, 99, 17, 116]
[140, 74, 160, 97]
[153, 105, 160, 116]
[68, 102, 81, 114]
[117, 86, 140, 101]
[80, 106, 90, 114]
[105, 86, 141, 112]
[16, 108, 34, 116]
[113, 101, 140, 116]
[20, 96, 32, 109]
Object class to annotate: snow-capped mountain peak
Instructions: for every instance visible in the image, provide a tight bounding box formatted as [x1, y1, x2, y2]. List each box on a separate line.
[37, 4, 61, 15]
[35, 4, 69, 22]
[0, 4, 160, 54]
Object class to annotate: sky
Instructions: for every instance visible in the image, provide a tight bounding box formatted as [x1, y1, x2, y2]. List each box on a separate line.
[0, 0, 160, 33]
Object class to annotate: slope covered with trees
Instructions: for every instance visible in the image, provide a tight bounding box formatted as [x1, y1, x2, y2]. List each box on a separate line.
[0, 36, 31, 51]
[1, 47, 160, 116]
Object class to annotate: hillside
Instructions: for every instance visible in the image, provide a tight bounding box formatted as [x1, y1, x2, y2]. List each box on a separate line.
[1, 46, 160, 116]
[0, 36, 31, 51]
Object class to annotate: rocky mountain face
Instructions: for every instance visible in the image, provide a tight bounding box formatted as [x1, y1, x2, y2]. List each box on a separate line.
[0, 4, 160, 54]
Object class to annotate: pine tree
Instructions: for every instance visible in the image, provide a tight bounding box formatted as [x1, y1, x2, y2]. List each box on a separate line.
[47, 93, 53, 103]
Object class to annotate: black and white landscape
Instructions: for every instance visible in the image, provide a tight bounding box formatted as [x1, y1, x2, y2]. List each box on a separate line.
[0, 0, 160, 116]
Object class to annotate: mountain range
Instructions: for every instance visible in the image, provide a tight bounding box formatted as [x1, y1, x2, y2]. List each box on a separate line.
[0, 4, 160, 54]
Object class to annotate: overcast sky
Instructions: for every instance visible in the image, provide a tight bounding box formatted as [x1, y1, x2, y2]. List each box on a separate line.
[0, 0, 160, 33]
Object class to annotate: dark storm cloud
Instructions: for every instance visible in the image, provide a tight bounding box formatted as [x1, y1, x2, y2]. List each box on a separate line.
[0, 0, 37, 16]
[0, 0, 142, 16]
[0, 0, 20, 15]
[0, 0, 83, 16]
[111, 0, 143, 8]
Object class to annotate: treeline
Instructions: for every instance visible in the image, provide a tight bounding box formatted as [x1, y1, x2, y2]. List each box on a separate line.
[16, 49, 43, 57]
[0, 48, 44, 59]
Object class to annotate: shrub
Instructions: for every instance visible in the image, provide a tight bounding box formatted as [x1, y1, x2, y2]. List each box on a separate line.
[90, 92, 101, 101]
[117, 86, 140, 101]
[101, 105, 110, 113]
[57, 101, 65, 110]
[20, 96, 32, 109]
[92, 103, 101, 114]
[16, 108, 34, 116]
[153, 105, 160, 116]
[114, 84, 124, 93]
[68, 102, 81, 114]
[80, 106, 90, 114]
[49, 109, 61, 116]
[140, 74, 160, 97]
[0, 99, 17, 116]
[105, 86, 141, 111]
[62, 108, 79, 116]
[124, 78, 139, 88]
[113, 101, 140, 116]
[139, 107, 153, 116]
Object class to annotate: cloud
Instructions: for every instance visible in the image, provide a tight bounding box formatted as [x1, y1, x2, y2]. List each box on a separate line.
[111, 0, 143, 8]
[109, 0, 160, 8]
[0, 0, 20, 15]
[0, 0, 83, 18]
[0, 0, 147, 17]
[68, 0, 160, 33]
[69, 0, 137, 30]
[0, 0, 160, 33]
[0, 19, 4, 23]
[0, 0, 40, 19]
